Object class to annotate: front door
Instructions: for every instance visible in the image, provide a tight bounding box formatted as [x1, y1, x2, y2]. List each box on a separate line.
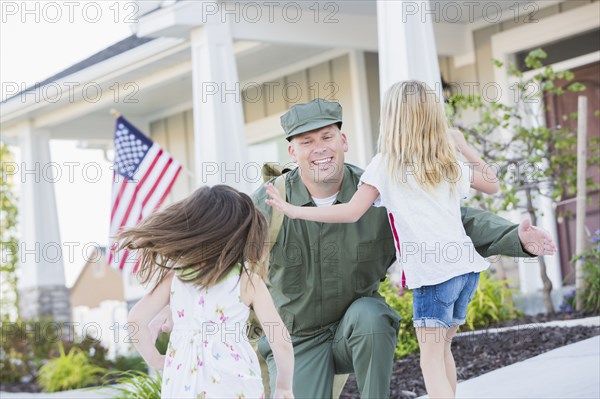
[545, 61, 600, 285]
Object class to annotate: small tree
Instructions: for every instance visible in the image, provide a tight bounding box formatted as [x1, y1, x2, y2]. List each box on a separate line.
[0, 142, 19, 321]
[447, 49, 600, 313]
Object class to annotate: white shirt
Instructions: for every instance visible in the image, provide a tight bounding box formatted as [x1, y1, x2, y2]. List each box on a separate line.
[312, 192, 339, 207]
[360, 153, 490, 289]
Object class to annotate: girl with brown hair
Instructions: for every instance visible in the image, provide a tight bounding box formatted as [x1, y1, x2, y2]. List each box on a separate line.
[122, 185, 294, 399]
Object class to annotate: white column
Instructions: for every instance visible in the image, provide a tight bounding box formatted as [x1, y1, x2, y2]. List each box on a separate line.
[190, 20, 252, 193]
[349, 50, 375, 165]
[16, 126, 71, 322]
[376, 0, 442, 99]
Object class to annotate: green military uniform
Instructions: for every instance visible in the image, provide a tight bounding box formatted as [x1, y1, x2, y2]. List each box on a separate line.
[252, 166, 532, 399]
[252, 98, 534, 399]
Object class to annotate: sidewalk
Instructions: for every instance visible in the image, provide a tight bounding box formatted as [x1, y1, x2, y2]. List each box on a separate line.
[413, 316, 600, 399]
[453, 335, 600, 399]
[0, 385, 120, 398]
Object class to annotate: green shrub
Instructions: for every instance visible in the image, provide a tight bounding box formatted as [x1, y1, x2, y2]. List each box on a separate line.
[560, 289, 577, 313]
[37, 342, 107, 392]
[96, 370, 162, 399]
[0, 318, 111, 384]
[571, 230, 600, 313]
[1, 318, 69, 383]
[380, 271, 521, 358]
[378, 280, 418, 358]
[0, 345, 30, 383]
[464, 271, 522, 330]
[155, 332, 170, 355]
[112, 355, 147, 372]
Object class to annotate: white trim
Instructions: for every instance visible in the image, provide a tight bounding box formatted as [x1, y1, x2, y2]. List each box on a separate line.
[522, 51, 600, 81]
[32, 61, 192, 129]
[136, 0, 207, 38]
[245, 114, 283, 145]
[146, 100, 194, 124]
[231, 12, 378, 51]
[492, 3, 599, 58]
[449, 0, 565, 68]
[348, 50, 374, 166]
[488, 2, 599, 294]
[468, 0, 563, 31]
[2, 38, 186, 112]
[453, 52, 476, 68]
[492, 2, 600, 104]
[1, 38, 189, 126]
[233, 40, 263, 54]
[240, 48, 349, 87]
[2, 38, 263, 128]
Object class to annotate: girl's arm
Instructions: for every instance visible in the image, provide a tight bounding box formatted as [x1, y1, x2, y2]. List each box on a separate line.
[449, 128, 500, 194]
[148, 304, 173, 341]
[265, 182, 379, 223]
[241, 273, 294, 399]
[127, 272, 174, 371]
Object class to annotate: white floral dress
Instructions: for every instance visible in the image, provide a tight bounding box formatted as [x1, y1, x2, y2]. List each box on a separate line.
[161, 267, 263, 399]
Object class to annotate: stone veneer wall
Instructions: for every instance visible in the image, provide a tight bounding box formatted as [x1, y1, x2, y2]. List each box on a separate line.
[19, 285, 71, 323]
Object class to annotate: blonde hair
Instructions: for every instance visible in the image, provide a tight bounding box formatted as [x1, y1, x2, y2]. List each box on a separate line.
[116, 185, 269, 292]
[378, 80, 460, 192]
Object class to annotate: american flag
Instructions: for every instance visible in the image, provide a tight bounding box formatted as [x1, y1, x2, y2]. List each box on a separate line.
[108, 116, 182, 272]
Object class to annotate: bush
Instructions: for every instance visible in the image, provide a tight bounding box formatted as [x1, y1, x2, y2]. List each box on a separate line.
[97, 370, 162, 399]
[378, 280, 418, 359]
[1, 318, 71, 383]
[0, 318, 111, 384]
[155, 332, 170, 355]
[560, 289, 577, 313]
[37, 342, 107, 392]
[571, 230, 600, 313]
[380, 271, 521, 358]
[464, 271, 522, 330]
[112, 355, 147, 373]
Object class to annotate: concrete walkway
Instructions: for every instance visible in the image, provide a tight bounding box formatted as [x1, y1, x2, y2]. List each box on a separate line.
[0, 385, 121, 398]
[453, 335, 600, 399]
[416, 317, 600, 399]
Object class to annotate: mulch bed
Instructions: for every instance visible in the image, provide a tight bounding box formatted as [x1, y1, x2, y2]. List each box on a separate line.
[340, 315, 600, 398]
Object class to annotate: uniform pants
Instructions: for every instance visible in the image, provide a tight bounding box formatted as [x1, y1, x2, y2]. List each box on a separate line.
[258, 296, 401, 399]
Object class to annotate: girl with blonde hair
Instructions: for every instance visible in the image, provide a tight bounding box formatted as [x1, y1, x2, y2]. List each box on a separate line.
[265, 81, 499, 398]
[122, 185, 294, 399]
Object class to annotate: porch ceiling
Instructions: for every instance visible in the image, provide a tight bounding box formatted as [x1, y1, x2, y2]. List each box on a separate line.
[1, 38, 333, 142]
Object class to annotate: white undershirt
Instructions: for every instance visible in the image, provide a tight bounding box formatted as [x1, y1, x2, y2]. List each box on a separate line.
[312, 192, 339, 207]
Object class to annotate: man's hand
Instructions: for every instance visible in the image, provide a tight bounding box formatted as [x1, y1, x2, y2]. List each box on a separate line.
[518, 219, 557, 256]
[148, 305, 173, 343]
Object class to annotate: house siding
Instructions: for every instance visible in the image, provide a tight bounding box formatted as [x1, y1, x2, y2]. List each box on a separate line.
[70, 261, 124, 308]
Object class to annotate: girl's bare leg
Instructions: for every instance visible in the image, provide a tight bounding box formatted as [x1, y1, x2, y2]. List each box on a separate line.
[444, 326, 459, 397]
[416, 327, 454, 399]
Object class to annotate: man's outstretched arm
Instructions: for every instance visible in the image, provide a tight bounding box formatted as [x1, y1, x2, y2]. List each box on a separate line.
[461, 207, 556, 258]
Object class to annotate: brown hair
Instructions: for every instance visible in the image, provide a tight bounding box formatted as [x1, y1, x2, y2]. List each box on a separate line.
[116, 185, 268, 291]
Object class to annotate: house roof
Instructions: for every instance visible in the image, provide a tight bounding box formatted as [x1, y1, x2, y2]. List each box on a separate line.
[70, 246, 110, 290]
[139, 0, 184, 18]
[3, 35, 156, 103]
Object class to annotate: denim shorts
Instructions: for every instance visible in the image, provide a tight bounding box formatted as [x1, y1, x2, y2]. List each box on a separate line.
[413, 272, 480, 329]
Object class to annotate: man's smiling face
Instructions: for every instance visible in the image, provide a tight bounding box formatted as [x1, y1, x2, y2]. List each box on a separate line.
[288, 124, 348, 185]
